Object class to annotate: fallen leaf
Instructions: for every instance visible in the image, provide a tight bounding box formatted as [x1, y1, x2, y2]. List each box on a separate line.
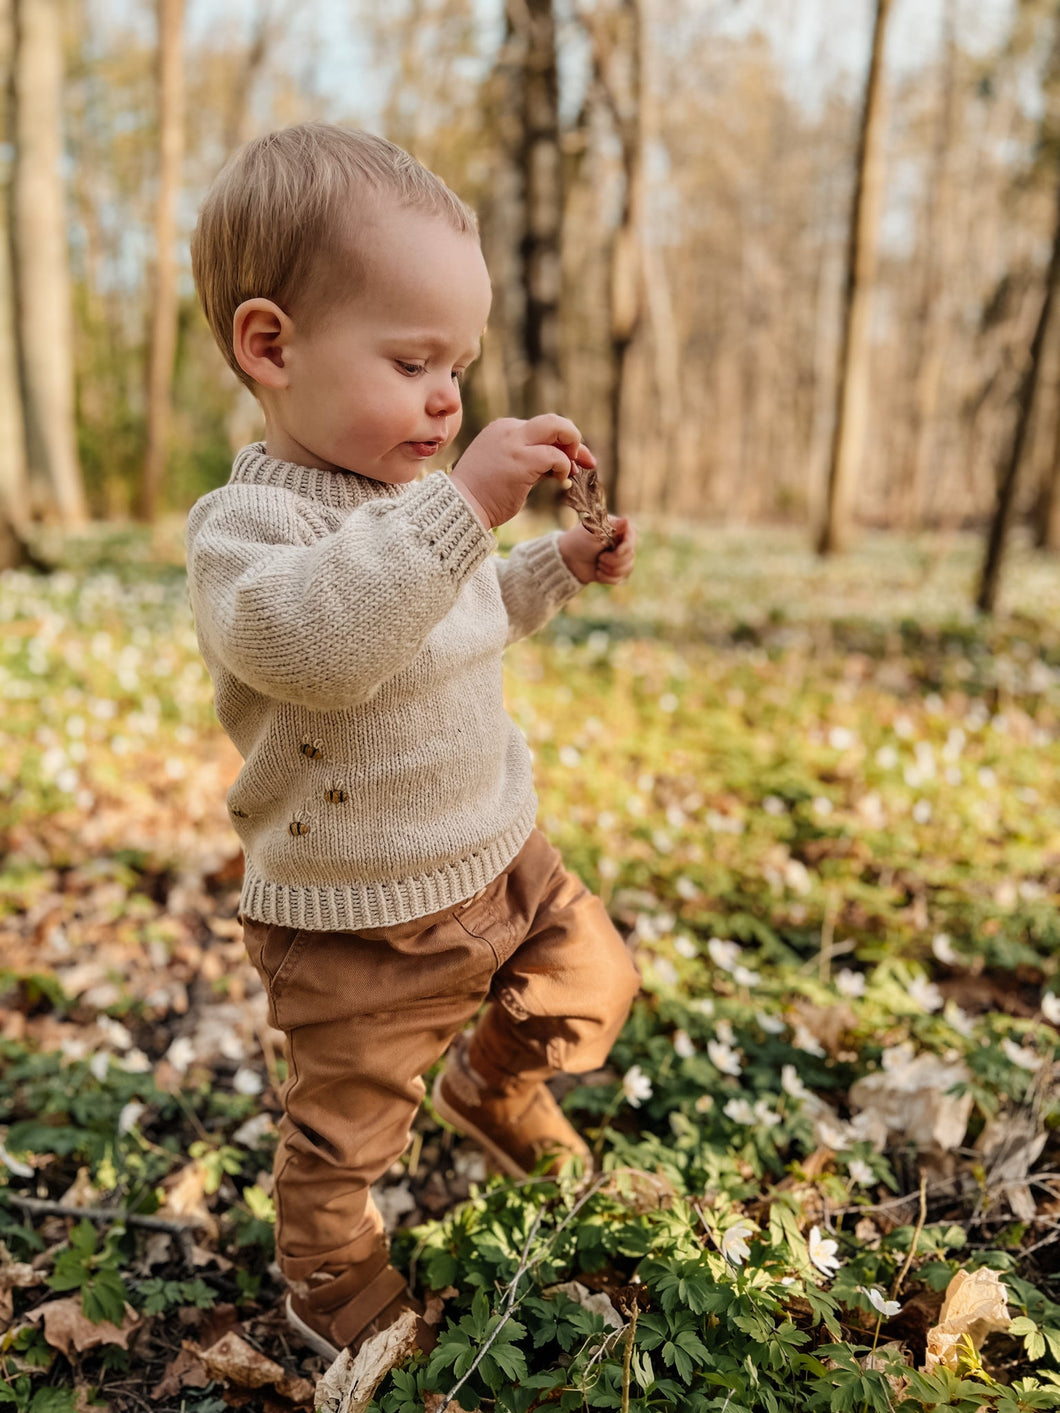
[197, 1328, 314, 1401]
[849, 1052, 973, 1151]
[26, 1297, 141, 1356]
[315, 1310, 420, 1413]
[0, 1241, 45, 1324]
[546, 1280, 626, 1332]
[923, 1267, 1011, 1372]
[150, 1346, 211, 1398]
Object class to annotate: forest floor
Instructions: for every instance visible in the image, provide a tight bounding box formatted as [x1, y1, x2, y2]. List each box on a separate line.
[1, 517, 1060, 1412]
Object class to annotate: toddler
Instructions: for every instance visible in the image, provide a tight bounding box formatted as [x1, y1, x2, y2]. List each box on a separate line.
[185, 122, 641, 1361]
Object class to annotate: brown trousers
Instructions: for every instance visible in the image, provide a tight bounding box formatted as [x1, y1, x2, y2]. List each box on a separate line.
[240, 829, 640, 1282]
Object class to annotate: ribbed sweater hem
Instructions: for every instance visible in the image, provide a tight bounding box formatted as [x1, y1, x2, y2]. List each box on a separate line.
[238, 804, 538, 931]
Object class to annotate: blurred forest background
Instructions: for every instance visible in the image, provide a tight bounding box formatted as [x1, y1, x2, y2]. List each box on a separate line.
[3, 0, 1060, 600]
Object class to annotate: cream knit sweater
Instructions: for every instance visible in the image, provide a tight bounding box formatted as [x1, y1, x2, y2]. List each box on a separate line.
[184, 443, 583, 930]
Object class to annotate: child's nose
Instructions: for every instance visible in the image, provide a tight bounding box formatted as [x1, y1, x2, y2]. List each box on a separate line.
[426, 377, 461, 418]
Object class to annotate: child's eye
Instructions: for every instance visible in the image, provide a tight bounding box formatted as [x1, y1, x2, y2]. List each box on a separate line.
[396, 361, 425, 376]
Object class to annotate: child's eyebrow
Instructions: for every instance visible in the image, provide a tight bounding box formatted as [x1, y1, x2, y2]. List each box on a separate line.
[393, 333, 481, 361]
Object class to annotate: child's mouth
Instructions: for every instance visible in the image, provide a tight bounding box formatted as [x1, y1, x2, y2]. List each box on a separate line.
[407, 441, 440, 458]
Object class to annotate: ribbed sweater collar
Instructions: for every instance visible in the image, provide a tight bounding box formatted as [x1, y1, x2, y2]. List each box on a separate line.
[230, 442, 407, 511]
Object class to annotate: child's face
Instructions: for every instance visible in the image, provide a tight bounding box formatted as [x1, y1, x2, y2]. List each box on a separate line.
[265, 206, 492, 480]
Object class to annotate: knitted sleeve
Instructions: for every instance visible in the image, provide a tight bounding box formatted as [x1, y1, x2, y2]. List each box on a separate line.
[185, 472, 493, 710]
[494, 532, 583, 646]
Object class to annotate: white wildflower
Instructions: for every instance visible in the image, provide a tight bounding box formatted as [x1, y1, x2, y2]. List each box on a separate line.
[650, 956, 680, 989]
[932, 933, 958, 965]
[694, 1093, 714, 1114]
[1001, 1037, 1043, 1072]
[721, 1223, 754, 1266]
[781, 1064, 811, 1102]
[724, 1097, 756, 1125]
[165, 1036, 196, 1074]
[792, 1024, 826, 1058]
[757, 1010, 786, 1034]
[754, 1098, 782, 1125]
[875, 745, 899, 769]
[943, 1001, 975, 1038]
[907, 976, 944, 1013]
[707, 1040, 742, 1076]
[1041, 993, 1060, 1026]
[835, 968, 865, 999]
[689, 997, 715, 1017]
[674, 935, 698, 959]
[813, 796, 833, 816]
[859, 1285, 901, 1318]
[814, 1113, 853, 1151]
[233, 1066, 264, 1096]
[622, 1064, 653, 1107]
[763, 794, 786, 815]
[828, 726, 856, 751]
[732, 964, 761, 988]
[912, 799, 933, 825]
[808, 1225, 842, 1277]
[672, 1029, 696, 1060]
[0, 1142, 33, 1178]
[89, 1052, 109, 1082]
[118, 1101, 147, 1135]
[708, 937, 742, 972]
[847, 1158, 875, 1187]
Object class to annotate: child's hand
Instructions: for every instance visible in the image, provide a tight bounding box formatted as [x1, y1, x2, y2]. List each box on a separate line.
[451, 415, 594, 528]
[558, 516, 637, 586]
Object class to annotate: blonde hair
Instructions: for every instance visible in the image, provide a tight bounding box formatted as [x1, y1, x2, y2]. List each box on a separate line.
[191, 123, 479, 390]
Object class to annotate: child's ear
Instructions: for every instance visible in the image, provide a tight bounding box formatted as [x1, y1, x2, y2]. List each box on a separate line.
[233, 299, 291, 390]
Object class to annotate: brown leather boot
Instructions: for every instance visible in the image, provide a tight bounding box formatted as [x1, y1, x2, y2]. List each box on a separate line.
[432, 1032, 592, 1179]
[285, 1249, 433, 1362]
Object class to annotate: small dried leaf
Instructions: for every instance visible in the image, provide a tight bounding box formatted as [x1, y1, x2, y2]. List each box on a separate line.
[565, 466, 616, 547]
[923, 1267, 1011, 1372]
[150, 1346, 211, 1398]
[546, 1280, 626, 1332]
[27, 1297, 141, 1356]
[315, 1309, 420, 1413]
[200, 1329, 311, 1400]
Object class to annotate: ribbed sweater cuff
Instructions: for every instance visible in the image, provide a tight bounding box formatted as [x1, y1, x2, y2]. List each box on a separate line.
[407, 472, 494, 580]
[518, 531, 583, 604]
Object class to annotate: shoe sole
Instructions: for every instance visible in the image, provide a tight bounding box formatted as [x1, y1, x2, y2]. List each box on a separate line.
[286, 1292, 342, 1362]
[431, 1073, 530, 1180]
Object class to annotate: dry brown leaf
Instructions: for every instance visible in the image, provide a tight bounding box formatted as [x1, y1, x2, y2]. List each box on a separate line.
[199, 1329, 312, 1401]
[849, 1052, 973, 1152]
[423, 1396, 474, 1413]
[923, 1267, 1011, 1372]
[26, 1297, 141, 1356]
[564, 466, 616, 547]
[599, 1166, 677, 1213]
[159, 1159, 218, 1240]
[0, 1242, 46, 1324]
[150, 1346, 211, 1398]
[315, 1310, 421, 1413]
[790, 1000, 857, 1057]
[546, 1280, 625, 1332]
[861, 1342, 910, 1395]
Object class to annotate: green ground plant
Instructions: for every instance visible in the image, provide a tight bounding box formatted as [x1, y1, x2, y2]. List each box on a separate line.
[0, 520, 1058, 1409]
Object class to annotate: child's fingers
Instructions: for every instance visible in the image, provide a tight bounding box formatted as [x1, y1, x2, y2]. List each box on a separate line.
[524, 413, 583, 455]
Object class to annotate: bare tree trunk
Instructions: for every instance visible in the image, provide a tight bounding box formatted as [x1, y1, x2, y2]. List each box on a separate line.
[900, 0, 957, 529]
[511, 0, 562, 418]
[1036, 396, 1060, 550]
[138, 0, 184, 523]
[977, 177, 1060, 612]
[0, 0, 28, 538]
[12, 0, 85, 527]
[816, 0, 892, 555]
[590, 0, 645, 516]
